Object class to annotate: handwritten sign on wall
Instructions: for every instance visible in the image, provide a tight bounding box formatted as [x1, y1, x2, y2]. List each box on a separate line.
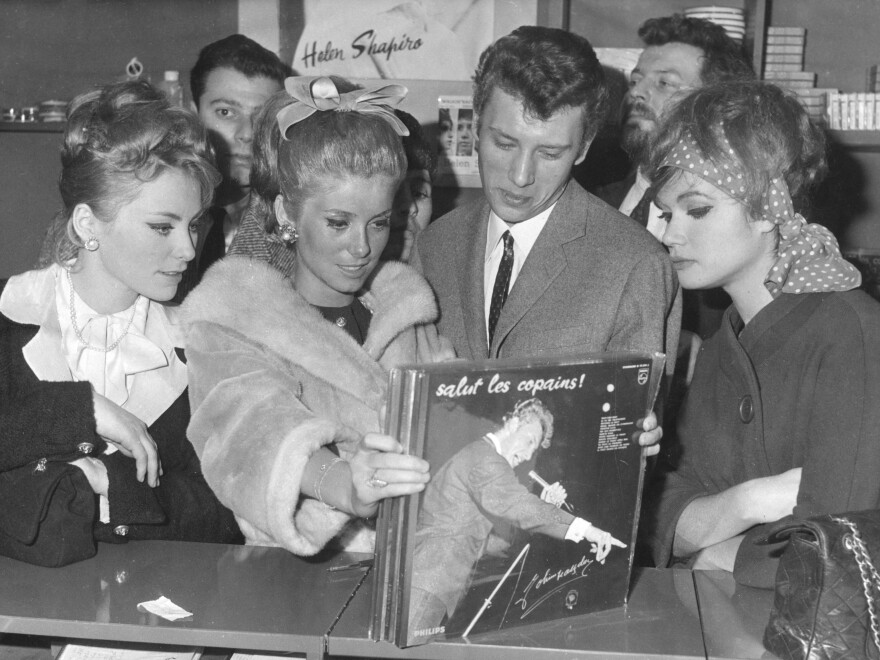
[290, 0, 494, 81]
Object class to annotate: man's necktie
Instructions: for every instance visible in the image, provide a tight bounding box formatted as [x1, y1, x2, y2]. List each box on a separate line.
[488, 231, 514, 346]
[629, 192, 651, 228]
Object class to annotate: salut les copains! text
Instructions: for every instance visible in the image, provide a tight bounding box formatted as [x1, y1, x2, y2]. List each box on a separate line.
[300, 30, 423, 68]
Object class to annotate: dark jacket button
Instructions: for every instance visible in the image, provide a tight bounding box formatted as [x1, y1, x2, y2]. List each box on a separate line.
[113, 525, 129, 537]
[739, 395, 754, 423]
[77, 442, 95, 454]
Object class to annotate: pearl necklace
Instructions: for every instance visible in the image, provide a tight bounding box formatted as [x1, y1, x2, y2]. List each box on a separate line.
[66, 269, 139, 353]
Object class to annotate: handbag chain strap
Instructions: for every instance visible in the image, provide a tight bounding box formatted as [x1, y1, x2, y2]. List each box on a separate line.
[833, 515, 880, 654]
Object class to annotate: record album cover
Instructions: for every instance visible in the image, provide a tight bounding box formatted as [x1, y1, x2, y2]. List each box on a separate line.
[372, 351, 664, 647]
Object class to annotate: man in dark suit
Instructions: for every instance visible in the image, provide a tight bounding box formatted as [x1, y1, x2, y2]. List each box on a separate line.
[599, 15, 754, 338]
[176, 35, 289, 299]
[413, 26, 679, 376]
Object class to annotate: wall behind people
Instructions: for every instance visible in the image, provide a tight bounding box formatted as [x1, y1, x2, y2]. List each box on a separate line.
[0, 0, 238, 279]
[1, 0, 238, 106]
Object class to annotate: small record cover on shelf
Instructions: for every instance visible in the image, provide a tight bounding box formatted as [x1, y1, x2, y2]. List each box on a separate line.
[434, 95, 480, 188]
[371, 351, 665, 648]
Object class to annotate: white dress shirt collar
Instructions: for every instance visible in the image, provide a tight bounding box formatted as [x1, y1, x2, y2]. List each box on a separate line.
[618, 169, 668, 241]
[483, 203, 556, 341]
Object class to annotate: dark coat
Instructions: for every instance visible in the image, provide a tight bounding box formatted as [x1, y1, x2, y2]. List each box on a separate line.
[650, 291, 880, 587]
[0, 277, 242, 566]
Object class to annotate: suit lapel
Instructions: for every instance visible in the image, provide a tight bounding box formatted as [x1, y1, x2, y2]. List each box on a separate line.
[489, 183, 588, 355]
[456, 198, 491, 358]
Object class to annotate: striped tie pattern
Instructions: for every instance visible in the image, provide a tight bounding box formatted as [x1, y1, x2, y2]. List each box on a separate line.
[488, 231, 514, 346]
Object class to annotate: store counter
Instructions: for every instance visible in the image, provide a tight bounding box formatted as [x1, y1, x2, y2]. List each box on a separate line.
[0, 541, 783, 660]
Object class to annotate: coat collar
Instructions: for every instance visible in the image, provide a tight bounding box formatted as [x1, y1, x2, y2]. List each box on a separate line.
[460, 181, 592, 357]
[182, 256, 440, 405]
[492, 182, 589, 352]
[455, 196, 491, 359]
[736, 292, 829, 368]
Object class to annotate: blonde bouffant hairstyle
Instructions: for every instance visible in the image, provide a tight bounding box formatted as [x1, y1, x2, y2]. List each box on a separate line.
[41, 80, 219, 267]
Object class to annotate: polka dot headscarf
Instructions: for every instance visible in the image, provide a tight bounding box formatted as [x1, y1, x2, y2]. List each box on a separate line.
[661, 130, 861, 298]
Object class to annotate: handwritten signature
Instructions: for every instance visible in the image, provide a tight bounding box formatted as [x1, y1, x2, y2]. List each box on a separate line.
[513, 554, 595, 618]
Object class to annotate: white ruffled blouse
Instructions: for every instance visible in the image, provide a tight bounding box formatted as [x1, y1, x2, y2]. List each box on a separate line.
[0, 264, 187, 426]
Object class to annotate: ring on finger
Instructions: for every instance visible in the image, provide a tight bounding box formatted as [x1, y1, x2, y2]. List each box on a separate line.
[367, 469, 389, 489]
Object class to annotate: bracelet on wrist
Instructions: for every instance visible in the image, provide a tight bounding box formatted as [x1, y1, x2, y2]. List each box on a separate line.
[314, 456, 345, 510]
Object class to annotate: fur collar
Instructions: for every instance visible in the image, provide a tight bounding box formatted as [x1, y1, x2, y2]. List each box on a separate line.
[182, 256, 440, 403]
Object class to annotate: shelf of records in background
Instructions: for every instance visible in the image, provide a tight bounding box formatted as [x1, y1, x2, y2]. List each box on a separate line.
[761, 25, 880, 148]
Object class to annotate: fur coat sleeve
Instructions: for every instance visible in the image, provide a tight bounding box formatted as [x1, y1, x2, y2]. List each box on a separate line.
[183, 257, 454, 556]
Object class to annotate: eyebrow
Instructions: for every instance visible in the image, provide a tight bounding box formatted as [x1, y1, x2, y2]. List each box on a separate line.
[656, 189, 711, 207]
[488, 126, 571, 151]
[632, 65, 685, 79]
[207, 97, 244, 108]
[323, 208, 394, 219]
[677, 190, 709, 200]
[149, 210, 203, 223]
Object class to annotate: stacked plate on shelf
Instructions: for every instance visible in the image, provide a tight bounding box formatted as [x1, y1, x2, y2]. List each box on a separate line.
[684, 6, 746, 43]
[38, 100, 68, 122]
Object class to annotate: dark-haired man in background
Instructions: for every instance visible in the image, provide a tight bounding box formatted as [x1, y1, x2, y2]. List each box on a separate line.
[597, 15, 754, 340]
[604, 14, 754, 240]
[188, 34, 289, 281]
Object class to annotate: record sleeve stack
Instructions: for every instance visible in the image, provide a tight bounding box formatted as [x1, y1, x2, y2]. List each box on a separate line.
[826, 92, 880, 130]
[762, 26, 834, 124]
[821, 64, 880, 130]
[869, 65, 880, 93]
[683, 6, 745, 43]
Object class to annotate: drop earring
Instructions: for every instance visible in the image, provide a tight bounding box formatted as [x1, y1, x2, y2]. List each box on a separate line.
[279, 222, 298, 245]
[84, 236, 100, 251]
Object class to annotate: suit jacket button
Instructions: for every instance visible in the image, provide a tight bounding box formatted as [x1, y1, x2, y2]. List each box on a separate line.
[739, 395, 754, 423]
[113, 525, 129, 537]
[77, 442, 95, 455]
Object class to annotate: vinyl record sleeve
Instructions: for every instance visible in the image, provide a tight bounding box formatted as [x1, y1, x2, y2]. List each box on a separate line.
[373, 351, 664, 647]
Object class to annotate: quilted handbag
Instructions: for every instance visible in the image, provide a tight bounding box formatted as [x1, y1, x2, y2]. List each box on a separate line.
[763, 510, 880, 660]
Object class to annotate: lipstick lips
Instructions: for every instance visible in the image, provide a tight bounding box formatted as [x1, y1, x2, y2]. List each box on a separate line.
[338, 263, 371, 277]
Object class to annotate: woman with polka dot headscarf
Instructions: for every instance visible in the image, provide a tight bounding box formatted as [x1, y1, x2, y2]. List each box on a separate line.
[645, 81, 880, 587]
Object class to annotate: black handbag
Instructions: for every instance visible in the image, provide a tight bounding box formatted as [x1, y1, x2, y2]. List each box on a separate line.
[0, 458, 97, 567]
[763, 510, 880, 660]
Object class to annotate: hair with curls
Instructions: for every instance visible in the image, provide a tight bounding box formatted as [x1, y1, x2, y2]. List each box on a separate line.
[472, 26, 609, 147]
[246, 79, 407, 233]
[396, 109, 437, 175]
[503, 398, 555, 449]
[647, 81, 827, 218]
[638, 14, 755, 85]
[42, 80, 220, 267]
[438, 107, 452, 129]
[190, 34, 290, 108]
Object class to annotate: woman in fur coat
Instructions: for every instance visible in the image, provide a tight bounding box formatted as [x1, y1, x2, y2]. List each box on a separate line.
[183, 76, 455, 555]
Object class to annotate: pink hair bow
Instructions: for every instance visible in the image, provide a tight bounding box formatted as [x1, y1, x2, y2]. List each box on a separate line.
[276, 76, 409, 139]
